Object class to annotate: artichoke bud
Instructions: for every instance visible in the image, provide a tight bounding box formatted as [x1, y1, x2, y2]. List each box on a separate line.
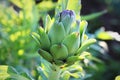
[62, 32, 80, 56]
[50, 43, 68, 60]
[48, 21, 66, 44]
[38, 27, 50, 50]
[38, 49, 53, 62]
[31, 9, 96, 66]
[59, 10, 76, 34]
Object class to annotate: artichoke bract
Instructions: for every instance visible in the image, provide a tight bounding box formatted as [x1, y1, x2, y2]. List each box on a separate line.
[32, 10, 96, 66]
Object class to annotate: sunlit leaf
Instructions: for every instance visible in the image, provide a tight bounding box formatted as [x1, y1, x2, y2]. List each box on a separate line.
[61, 71, 70, 80]
[96, 32, 113, 40]
[44, 15, 52, 33]
[10, 0, 22, 8]
[79, 20, 88, 44]
[0, 65, 29, 80]
[37, 1, 56, 12]
[69, 73, 81, 78]
[79, 52, 91, 59]
[58, 0, 68, 10]
[67, 0, 81, 15]
[115, 75, 120, 80]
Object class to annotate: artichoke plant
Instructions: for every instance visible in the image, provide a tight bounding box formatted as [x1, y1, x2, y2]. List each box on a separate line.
[32, 10, 96, 80]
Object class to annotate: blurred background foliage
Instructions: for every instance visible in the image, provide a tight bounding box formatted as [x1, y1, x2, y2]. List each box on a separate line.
[0, 0, 120, 80]
[81, 0, 120, 80]
[0, 0, 57, 79]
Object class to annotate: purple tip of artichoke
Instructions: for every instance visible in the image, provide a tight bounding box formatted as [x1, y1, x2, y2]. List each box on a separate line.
[59, 10, 75, 22]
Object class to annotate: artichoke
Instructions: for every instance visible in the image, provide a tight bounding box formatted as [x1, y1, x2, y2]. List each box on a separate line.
[32, 10, 96, 66]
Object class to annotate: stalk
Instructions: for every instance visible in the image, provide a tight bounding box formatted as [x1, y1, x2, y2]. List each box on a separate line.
[48, 64, 61, 80]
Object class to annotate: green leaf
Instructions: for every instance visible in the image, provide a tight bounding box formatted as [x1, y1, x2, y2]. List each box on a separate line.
[0, 65, 18, 74]
[68, 65, 83, 73]
[37, 58, 52, 80]
[44, 15, 52, 33]
[31, 32, 41, 46]
[61, 71, 70, 80]
[0, 65, 29, 80]
[10, 0, 34, 9]
[62, 71, 81, 79]
[10, 0, 23, 8]
[38, 76, 42, 80]
[38, 49, 53, 62]
[81, 10, 107, 20]
[87, 56, 103, 63]
[67, 0, 81, 16]
[69, 73, 80, 78]
[62, 64, 84, 79]
[37, 1, 56, 12]
[59, 0, 68, 11]
[79, 52, 91, 60]
[77, 39, 96, 54]
[96, 31, 113, 40]
[115, 75, 120, 80]
[56, 0, 68, 13]
[38, 27, 51, 49]
[37, 66, 48, 80]
[79, 20, 88, 44]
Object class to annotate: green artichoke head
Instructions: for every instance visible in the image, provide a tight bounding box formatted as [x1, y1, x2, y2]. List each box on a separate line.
[59, 10, 76, 34]
[32, 10, 96, 66]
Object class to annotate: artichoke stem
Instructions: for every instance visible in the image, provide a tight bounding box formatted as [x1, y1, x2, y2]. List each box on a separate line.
[48, 64, 61, 80]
